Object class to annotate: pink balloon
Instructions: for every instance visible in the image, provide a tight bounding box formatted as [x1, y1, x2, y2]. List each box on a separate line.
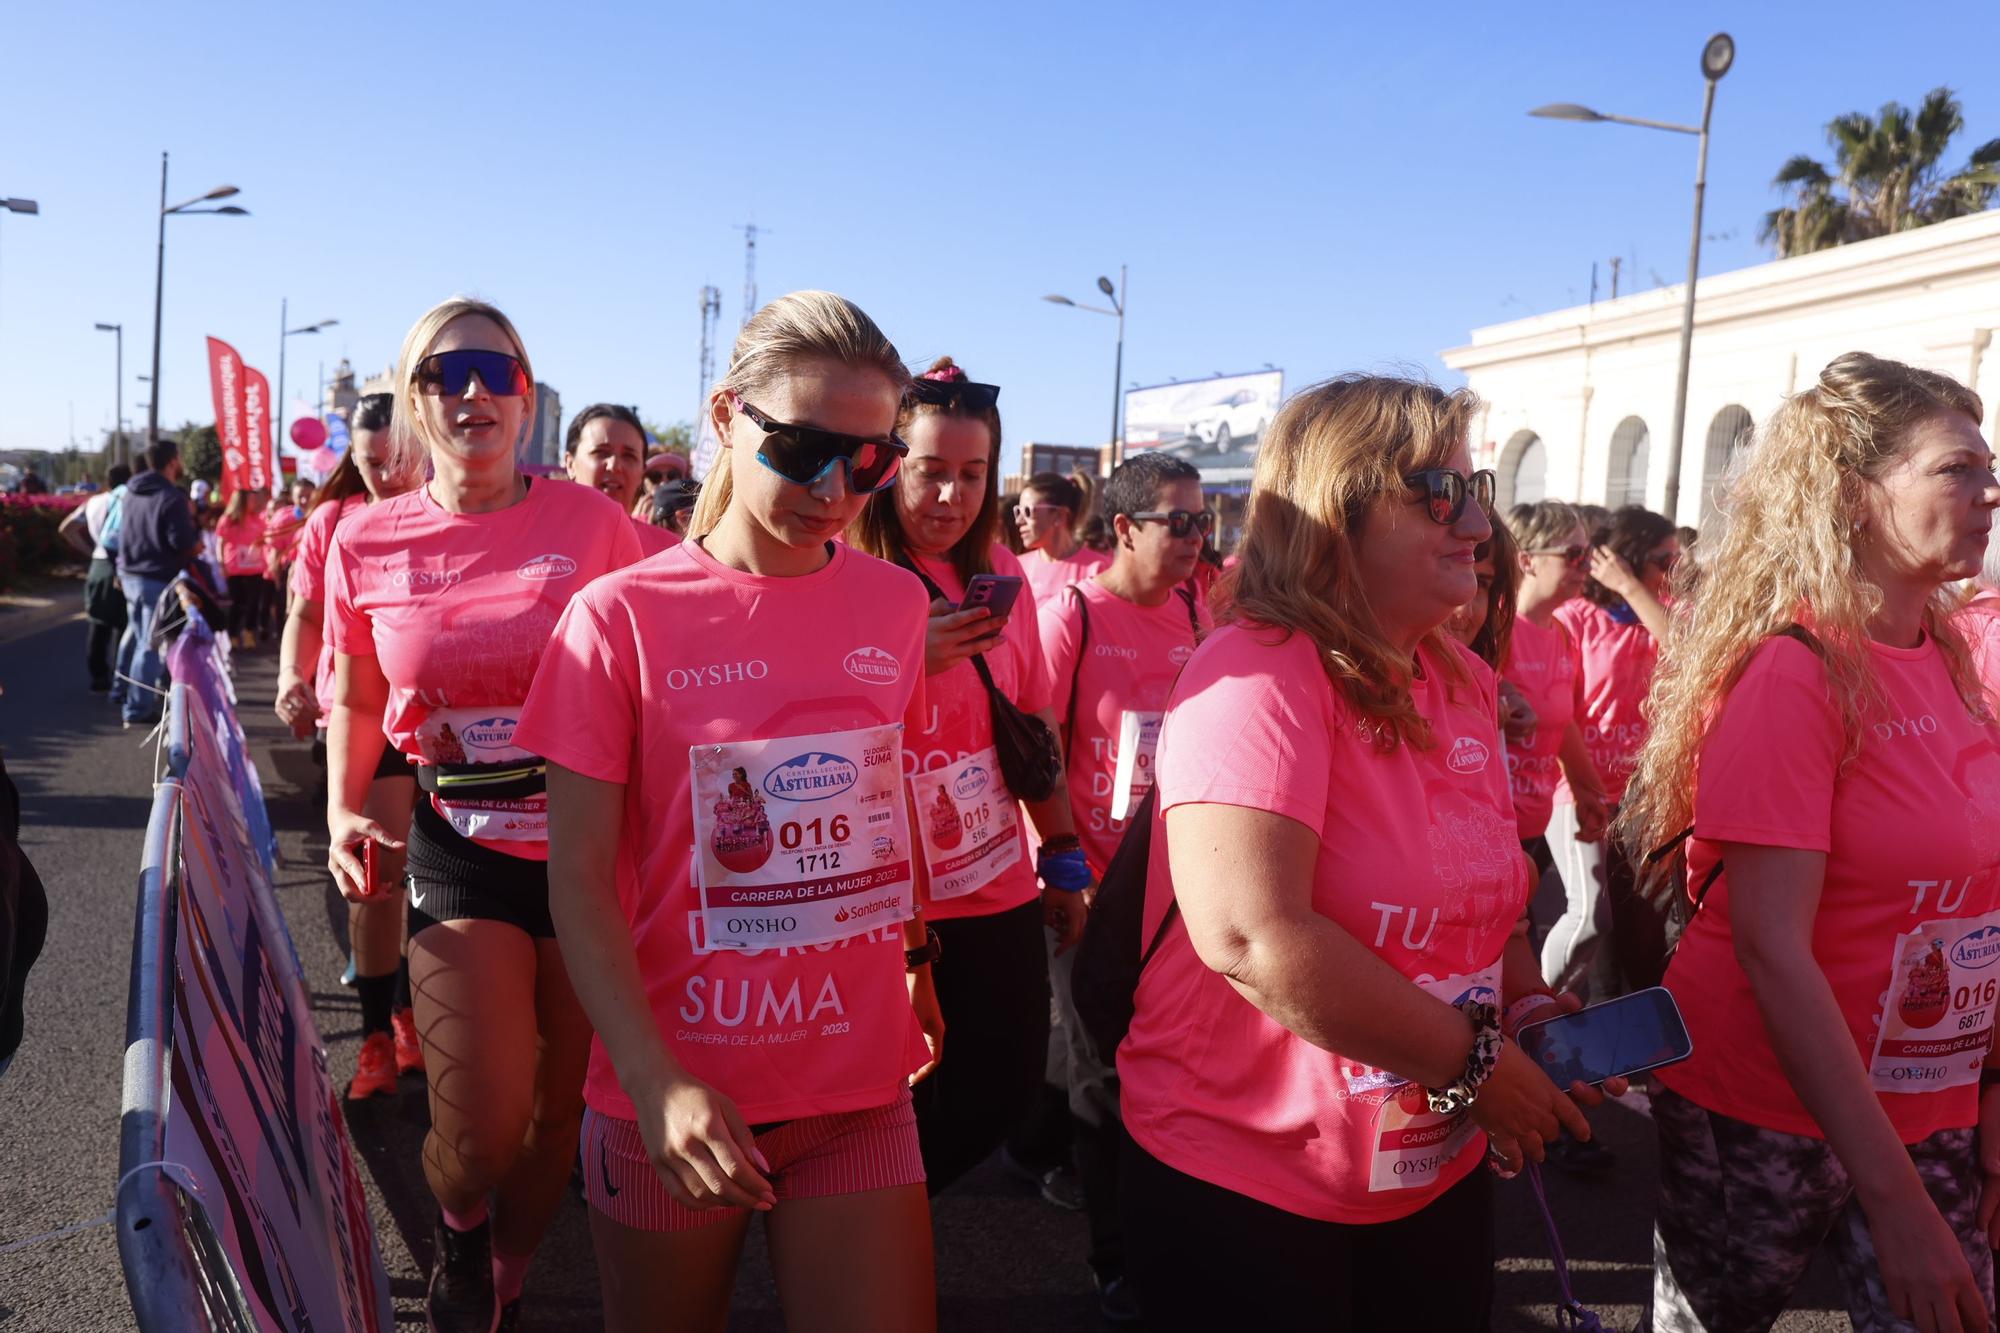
[306, 445, 342, 476]
[289, 416, 327, 449]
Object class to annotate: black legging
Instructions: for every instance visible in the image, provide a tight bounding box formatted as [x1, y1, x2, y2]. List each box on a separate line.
[226, 575, 263, 637]
[911, 898, 1049, 1193]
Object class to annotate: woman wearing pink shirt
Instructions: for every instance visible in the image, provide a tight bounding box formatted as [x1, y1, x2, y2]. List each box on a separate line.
[564, 401, 679, 557]
[849, 357, 1094, 1193]
[1545, 503, 1678, 997]
[324, 299, 642, 1332]
[276, 392, 425, 1098]
[1623, 354, 2000, 1330]
[1117, 375, 1611, 1328]
[518, 291, 942, 1333]
[1016, 472, 1111, 606]
[216, 487, 268, 650]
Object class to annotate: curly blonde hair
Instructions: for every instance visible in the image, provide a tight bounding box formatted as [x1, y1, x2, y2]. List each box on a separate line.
[1619, 352, 1987, 858]
[1215, 373, 1479, 752]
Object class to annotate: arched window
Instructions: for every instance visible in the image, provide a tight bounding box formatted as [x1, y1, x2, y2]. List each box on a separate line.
[1606, 416, 1650, 509]
[1498, 430, 1545, 510]
[1702, 405, 1754, 521]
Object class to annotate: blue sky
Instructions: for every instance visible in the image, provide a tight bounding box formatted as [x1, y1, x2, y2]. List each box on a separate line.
[3, 0, 1997, 477]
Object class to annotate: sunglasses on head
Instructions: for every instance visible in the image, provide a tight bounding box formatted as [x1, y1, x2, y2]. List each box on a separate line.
[1403, 468, 1496, 526]
[1131, 509, 1215, 539]
[1530, 544, 1590, 568]
[905, 378, 1001, 413]
[1645, 549, 1680, 572]
[733, 395, 908, 493]
[414, 349, 531, 397]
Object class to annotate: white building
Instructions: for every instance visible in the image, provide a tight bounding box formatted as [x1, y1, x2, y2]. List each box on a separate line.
[1441, 209, 2000, 524]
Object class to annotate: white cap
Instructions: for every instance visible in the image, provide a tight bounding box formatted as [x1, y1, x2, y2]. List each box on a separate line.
[190, 479, 213, 504]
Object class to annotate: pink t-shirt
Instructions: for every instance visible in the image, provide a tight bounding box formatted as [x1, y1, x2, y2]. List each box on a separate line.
[514, 540, 933, 1122]
[906, 545, 1053, 921]
[290, 496, 367, 721]
[265, 505, 307, 576]
[1658, 633, 2000, 1143]
[1552, 599, 1658, 805]
[632, 516, 680, 557]
[325, 478, 642, 858]
[1022, 546, 1111, 608]
[216, 512, 267, 576]
[1955, 588, 2000, 698]
[1038, 577, 1207, 876]
[1503, 614, 1579, 839]
[1118, 627, 1530, 1224]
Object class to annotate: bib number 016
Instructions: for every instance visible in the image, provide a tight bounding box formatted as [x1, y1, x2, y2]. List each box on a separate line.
[778, 815, 850, 850]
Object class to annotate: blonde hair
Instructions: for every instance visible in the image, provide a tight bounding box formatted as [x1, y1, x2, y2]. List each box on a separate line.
[388, 297, 534, 479]
[1508, 498, 1585, 554]
[1216, 373, 1480, 752]
[1620, 352, 1987, 858]
[689, 291, 909, 538]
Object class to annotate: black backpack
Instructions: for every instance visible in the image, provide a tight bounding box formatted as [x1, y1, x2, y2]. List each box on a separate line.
[1062, 581, 1202, 1070]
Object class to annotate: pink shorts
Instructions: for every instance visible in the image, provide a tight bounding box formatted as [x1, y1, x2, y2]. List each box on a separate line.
[581, 1088, 925, 1231]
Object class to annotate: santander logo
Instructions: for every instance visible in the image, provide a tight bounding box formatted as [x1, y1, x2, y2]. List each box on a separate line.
[843, 646, 901, 686]
[516, 553, 578, 582]
[1447, 736, 1490, 775]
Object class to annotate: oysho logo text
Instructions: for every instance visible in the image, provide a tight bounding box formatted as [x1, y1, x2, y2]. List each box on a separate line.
[1094, 645, 1139, 660]
[665, 660, 770, 691]
[1873, 714, 1940, 742]
[392, 567, 461, 589]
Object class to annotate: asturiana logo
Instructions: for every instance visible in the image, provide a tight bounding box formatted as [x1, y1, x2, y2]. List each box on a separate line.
[461, 716, 517, 751]
[1447, 736, 1490, 775]
[1952, 925, 2000, 970]
[1169, 645, 1196, 666]
[843, 646, 901, 685]
[516, 553, 578, 582]
[953, 765, 991, 800]
[763, 752, 859, 802]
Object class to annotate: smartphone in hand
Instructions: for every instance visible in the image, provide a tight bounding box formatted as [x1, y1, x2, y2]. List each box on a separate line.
[959, 573, 1024, 622]
[1515, 986, 1693, 1087]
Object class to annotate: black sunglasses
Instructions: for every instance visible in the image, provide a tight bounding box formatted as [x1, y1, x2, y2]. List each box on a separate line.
[414, 349, 531, 397]
[1131, 509, 1215, 539]
[1403, 469, 1496, 526]
[905, 378, 1001, 413]
[1529, 544, 1589, 568]
[733, 395, 908, 493]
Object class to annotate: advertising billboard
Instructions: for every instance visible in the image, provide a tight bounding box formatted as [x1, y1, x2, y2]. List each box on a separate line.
[1123, 369, 1284, 474]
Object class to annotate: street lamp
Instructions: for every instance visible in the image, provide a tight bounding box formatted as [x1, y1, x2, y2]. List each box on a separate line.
[1530, 32, 1734, 523]
[94, 323, 124, 466]
[277, 300, 337, 475]
[1, 196, 38, 357]
[1043, 265, 1127, 462]
[146, 152, 249, 449]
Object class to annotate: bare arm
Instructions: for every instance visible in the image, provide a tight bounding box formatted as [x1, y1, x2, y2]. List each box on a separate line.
[58, 505, 94, 558]
[325, 651, 397, 897]
[276, 594, 324, 731]
[1727, 842, 1987, 1329]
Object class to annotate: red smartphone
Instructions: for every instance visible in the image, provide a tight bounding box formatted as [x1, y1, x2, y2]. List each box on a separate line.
[959, 573, 1024, 621]
[355, 839, 380, 898]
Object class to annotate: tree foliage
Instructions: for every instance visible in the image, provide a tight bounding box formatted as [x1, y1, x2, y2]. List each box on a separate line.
[1762, 87, 2000, 257]
[176, 422, 223, 483]
[644, 420, 694, 455]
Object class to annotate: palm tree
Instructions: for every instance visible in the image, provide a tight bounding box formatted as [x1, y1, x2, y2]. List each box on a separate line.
[1761, 87, 2000, 257]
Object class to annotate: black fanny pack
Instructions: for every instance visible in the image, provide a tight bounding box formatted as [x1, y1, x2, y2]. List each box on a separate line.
[414, 759, 549, 801]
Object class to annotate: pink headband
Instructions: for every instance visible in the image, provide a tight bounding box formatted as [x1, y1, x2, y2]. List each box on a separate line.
[919, 365, 967, 383]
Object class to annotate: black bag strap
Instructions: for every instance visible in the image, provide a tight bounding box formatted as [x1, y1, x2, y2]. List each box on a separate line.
[1120, 785, 1181, 971]
[1062, 584, 1093, 764]
[900, 555, 1011, 706]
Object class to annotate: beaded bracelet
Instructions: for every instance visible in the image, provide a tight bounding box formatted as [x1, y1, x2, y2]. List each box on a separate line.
[1426, 999, 1503, 1116]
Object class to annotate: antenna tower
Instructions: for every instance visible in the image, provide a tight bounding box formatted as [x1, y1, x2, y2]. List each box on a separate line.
[697, 285, 722, 419]
[735, 223, 764, 327]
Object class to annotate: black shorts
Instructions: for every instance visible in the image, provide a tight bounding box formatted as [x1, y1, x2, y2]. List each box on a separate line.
[374, 745, 415, 782]
[404, 796, 554, 939]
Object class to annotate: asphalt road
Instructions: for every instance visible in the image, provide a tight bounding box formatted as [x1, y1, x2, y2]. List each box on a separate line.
[0, 584, 1855, 1331]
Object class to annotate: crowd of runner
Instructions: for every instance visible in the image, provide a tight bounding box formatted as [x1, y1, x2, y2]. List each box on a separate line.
[117, 286, 2000, 1332]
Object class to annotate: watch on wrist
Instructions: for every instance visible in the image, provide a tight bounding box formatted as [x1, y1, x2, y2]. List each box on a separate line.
[905, 927, 941, 971]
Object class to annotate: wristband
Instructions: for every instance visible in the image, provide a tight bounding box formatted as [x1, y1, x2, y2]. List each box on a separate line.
[1504, 992, 1560, 1037]
[1037, 847, 1091, 893]
[904, 927, 941, 971]
[1426, 999, 1503, 1116]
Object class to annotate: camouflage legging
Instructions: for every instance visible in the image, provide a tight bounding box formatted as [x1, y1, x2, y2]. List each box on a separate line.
[1650, 1087, 1994, 1332]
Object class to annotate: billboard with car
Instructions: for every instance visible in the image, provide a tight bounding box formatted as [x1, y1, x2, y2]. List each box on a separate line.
[1123, 370, 1284, 473]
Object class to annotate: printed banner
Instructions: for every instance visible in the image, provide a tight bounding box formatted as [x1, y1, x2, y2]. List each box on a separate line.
[207, 337, 251, 497]
[119, 617, 391, 1331]
[242, 365, 274, 495]
[690, 723, 915, 950]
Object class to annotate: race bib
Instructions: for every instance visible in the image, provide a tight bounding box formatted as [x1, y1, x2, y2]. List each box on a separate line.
[1869, 909, 2000, 1094]
[908, 747, 1022, 901]
[418, 707, 545, 845]
[1343, 968, 1500, 1193]
[1110, 711, 1163, 823]
[690, 723, 914, 951]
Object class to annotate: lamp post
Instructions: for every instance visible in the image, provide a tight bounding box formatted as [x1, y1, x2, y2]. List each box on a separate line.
[1530, 32, 1734, 523]
[146, 152, 249, 448]
[277, 299, 337, 478]
[94, 323, 123, 466]
[1, 197, 38, 379]
[1043, 264, 1127, 464]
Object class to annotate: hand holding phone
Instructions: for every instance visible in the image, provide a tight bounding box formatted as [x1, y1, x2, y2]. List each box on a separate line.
[958, 573, 1024, 622]
[1515, 986, 1693, 1088]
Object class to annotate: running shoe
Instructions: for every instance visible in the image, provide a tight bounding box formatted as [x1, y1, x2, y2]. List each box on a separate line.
[426, 1215, 497, 1333]
[340, 955, 357, 988]
[346, 1032, 398, 1101]
[392, 1008, 426, 1075]
[1095, 1272, 1142, 1326]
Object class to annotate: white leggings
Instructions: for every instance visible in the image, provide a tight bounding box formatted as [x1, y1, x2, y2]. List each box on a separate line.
[1539, 800, 1611, 994]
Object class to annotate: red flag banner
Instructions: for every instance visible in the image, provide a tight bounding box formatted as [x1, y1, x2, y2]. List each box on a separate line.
[206, 337, 251, 496]
[242, 366, 273, 494]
